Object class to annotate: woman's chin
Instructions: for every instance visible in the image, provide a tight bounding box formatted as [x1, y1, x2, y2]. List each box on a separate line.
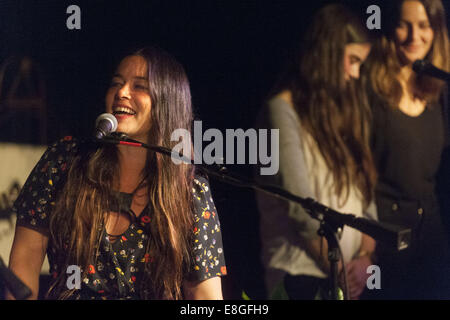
[116, 124, 132, 136]
[399, 49, 428, 66]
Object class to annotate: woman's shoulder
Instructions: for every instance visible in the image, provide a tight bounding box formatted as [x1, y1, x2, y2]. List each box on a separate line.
[274, 90, 293, 104]
[12, 136, 82, 234]
[46, 136, 81, 155]
[268, 90, 294, 110]
[192, 173, 213, 198]
[262, 90, 304, 132]
[39, 136, 90, 171]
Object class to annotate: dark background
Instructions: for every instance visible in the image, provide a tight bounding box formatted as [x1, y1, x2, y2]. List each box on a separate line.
[0, 0, 449, 299]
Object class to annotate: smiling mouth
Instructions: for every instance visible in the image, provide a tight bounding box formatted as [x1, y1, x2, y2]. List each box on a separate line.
[403, 44, 423, 52]
[112, 106, 136, 116]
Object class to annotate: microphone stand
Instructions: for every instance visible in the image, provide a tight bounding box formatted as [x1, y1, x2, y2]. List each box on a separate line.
[318, 222, 342, 300]
[413, 60, 450, 82]
[0, 257, 32, 299]
[98, 134, 411, 300]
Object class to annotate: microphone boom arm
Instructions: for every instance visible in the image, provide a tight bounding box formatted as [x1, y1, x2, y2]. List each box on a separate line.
[98, 134, 411, 252]
[97, 134, 411, 300]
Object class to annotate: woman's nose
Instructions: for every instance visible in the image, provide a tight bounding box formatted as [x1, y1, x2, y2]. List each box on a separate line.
[352, 68, 360, 79]
[116, 83, 131, 99]
[349, 65, 360, 80]
[408, 25, 420, 43]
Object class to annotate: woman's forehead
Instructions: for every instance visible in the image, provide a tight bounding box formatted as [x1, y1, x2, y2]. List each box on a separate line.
[400, 1, 430, 22]
[115, 55, 148, 77]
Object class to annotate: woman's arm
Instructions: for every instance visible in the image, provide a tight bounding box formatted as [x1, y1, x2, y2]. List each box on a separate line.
[344, 233, 376, 299]
[183, 277, 223, 300]
[357, 233, 376, 259]
[6, 226, 49, 300]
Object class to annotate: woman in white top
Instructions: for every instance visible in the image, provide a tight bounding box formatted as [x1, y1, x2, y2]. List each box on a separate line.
[255, 4, 377, 300]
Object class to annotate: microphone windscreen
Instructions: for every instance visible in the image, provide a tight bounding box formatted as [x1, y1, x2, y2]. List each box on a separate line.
[412, 59, 428, 74]
[95, 113, 118, 138]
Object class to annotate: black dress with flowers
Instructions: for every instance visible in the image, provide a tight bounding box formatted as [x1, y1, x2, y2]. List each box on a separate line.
[13, 136, 227, 299]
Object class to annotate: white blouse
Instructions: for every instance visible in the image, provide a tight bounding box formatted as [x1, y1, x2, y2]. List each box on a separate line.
[255, 96, 377, 296]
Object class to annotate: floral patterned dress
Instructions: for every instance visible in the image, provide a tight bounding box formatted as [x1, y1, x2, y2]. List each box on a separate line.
[13, 137, 227, 299]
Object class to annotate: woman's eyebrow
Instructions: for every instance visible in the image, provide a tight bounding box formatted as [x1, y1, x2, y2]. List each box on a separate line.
[399, 19, 430, 24]
[418, 19, 431, 25]
[134, 76, 148, 81]
[112, 74, 148, 81]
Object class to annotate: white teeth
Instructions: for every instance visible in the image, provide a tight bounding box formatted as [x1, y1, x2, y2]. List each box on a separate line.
[113, 106, 136, 115]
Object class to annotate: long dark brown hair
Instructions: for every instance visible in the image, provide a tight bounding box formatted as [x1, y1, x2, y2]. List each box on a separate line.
[367, 0, 450, 107]
[276, 4, 377, 207]
[48, 46, 195, 299]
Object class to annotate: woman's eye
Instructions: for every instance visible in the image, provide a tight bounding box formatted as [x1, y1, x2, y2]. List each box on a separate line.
[349, 56, 361, 65]
[110, 81, 122, 87]
[135, 84, 149, 91]
[396, 21, 408, 29]
[419, 22, 431, 29]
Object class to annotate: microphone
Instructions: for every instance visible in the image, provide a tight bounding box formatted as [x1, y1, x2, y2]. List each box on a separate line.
[413, 60, 450, 81]
[94, 113, 118, 139]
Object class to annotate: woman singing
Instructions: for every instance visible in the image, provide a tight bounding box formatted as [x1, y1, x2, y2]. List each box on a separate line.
[255, 4, 378, 300]
[7, 47, 227, 300]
